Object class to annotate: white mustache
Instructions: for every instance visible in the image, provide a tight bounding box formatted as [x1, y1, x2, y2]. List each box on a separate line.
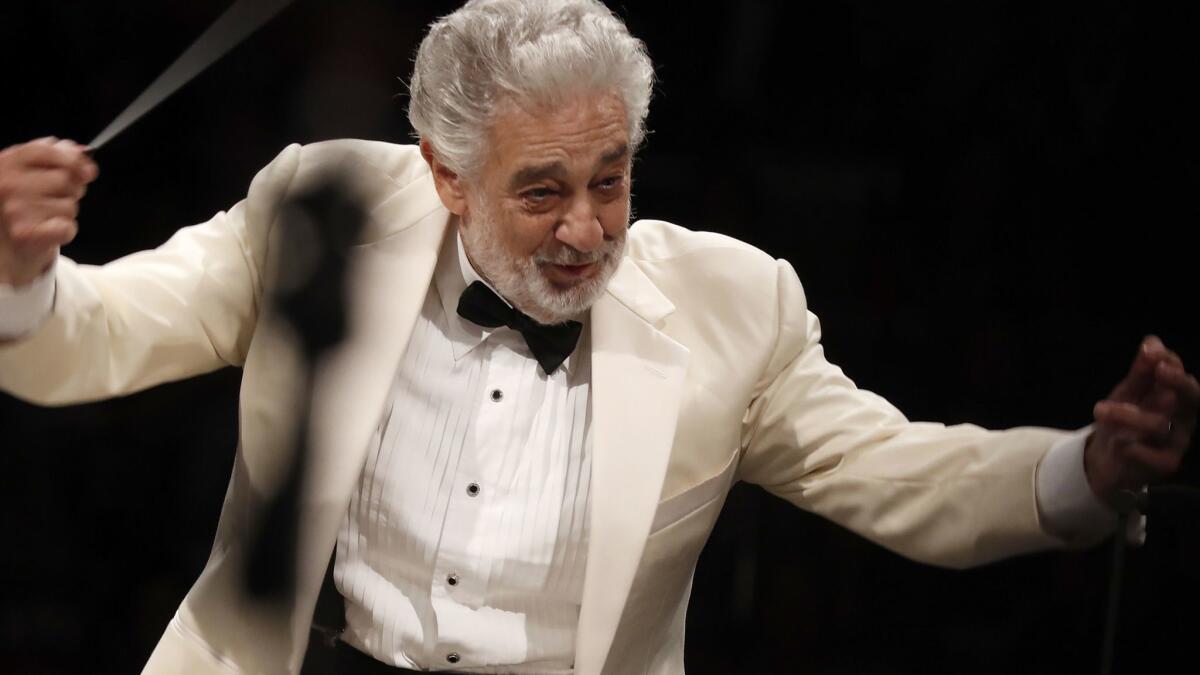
[534, 246, 612, 266]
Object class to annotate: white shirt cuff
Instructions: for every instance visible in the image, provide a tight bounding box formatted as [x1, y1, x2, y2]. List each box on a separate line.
[0, 261, 57, 339]
[1035, 426, 1146, 546]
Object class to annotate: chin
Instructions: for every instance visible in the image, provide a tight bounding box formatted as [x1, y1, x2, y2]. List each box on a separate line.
[521, 274, 608, 325]
[523, 294, 593, 325]
[541, 272, 589, 293]
[494, 243, 624, 325]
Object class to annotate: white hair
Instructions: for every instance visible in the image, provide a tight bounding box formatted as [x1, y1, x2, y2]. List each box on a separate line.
[408, 0, 655, 178]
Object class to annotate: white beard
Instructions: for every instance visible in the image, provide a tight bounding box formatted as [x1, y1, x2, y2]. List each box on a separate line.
[459, 202, 626, 326]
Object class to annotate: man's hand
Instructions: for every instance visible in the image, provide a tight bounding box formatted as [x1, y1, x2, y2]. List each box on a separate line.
[1084, 336, 1199, 508]
[0, 137, 98, 287]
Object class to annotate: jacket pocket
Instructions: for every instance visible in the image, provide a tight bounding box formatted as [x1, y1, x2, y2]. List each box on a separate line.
[650, 451, 738, 535]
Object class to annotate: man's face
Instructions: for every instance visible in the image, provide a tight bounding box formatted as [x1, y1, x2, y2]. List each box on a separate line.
[456, 92, 632, 325]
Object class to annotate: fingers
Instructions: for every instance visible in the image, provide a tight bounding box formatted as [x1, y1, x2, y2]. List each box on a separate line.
[26, 217, 79, 248]
[1152, 343, 1184, 370]
[2, 167, 86, 201]
[1095, 400, 1173, 440]
[0, 138, 93, 287]
[1109, 336, 1164, 403]
[6, 197, 80, 237]
[0, 138, 95, 256]
[1109, 335, 1190, 405]
[11, 216, 78, 250]
[1155, 360, 1200, 418]
[0, 138, 98, 189]
[1118, 442, 1183, 481]
[1142, 380, 1177, 419]
[1092, 406, 1185, 488]
[1, 192, 81, 257]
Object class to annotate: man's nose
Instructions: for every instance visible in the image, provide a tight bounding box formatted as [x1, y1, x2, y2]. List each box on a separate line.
[555, 197, 604, 253]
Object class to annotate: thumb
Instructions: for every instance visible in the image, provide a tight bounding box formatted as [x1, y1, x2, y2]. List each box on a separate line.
[1108, 336, 1164, 404]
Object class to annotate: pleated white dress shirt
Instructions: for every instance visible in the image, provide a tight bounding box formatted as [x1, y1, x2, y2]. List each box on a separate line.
[333, 227, 594, 673]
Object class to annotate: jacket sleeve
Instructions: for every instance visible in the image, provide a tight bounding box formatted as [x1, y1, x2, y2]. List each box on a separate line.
[738, 258, 1068, 569]
[0, 143, 305, 406]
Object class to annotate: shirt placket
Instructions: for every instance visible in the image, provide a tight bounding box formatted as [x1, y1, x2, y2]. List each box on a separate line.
[429, 331, 524, 668]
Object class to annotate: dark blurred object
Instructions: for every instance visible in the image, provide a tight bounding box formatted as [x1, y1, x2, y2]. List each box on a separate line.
[1112, 486, 1200, 518]
[244, 175, 367, 604]
[1102, 485, 1200, 675]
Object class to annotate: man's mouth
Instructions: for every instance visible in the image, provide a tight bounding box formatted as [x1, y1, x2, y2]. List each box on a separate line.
[541, 260, 599, 284]
[554, 262, 594, 276]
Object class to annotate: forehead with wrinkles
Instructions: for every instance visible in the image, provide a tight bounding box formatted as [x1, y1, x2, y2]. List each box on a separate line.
[482, 93, 632, 189]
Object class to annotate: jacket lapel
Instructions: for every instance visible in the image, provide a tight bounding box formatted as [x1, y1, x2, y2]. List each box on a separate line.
[575, 259, 690, 675]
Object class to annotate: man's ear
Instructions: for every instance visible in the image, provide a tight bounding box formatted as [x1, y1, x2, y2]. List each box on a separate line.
[420, 140, 469, 216]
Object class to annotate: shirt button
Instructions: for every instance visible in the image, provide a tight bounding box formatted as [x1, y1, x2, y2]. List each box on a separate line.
[447, 572, 459, 586]
[466, 482, 481, 497]
[490, 388, 503, 402]
[446, 652, 461, 664]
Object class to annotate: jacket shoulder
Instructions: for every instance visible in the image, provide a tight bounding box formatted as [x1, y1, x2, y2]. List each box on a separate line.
[627, 219, 773, 266]
[290, 139, 428, 187]
[241, 141, 436, 244]
[626, 219, 781, 296]
[243, 140, 426, 198]
[624, 220, 807, 408]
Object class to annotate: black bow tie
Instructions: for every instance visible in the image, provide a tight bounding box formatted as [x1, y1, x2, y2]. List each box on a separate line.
[456, 281, 583, 375]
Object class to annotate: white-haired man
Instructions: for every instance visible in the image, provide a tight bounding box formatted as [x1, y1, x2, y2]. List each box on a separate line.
[0, 1, 1195, 674]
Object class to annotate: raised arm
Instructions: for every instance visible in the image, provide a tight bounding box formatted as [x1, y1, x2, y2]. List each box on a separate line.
[0, 141, 305, 406]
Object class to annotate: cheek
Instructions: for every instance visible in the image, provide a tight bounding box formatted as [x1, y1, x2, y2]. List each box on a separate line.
[512, 213, 561, 255]
[480, 200, 542, 254]
[599, 201, 630, 240]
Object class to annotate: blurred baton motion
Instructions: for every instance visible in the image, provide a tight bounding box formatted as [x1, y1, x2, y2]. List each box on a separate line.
[88, 0, 296, 151]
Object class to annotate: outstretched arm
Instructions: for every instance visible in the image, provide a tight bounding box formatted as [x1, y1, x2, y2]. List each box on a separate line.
[0, 140, 305, 406]
[738, 260, 1191, 569]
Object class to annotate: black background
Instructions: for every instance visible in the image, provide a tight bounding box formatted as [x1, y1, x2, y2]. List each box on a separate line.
[1, 1, 1197, 673]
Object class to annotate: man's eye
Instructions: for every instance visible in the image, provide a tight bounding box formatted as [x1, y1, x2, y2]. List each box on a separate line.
[596, 176, 623, 190]
[523, 188, 555, 201]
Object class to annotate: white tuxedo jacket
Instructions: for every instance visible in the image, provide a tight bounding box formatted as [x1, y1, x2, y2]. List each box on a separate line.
[0, 140, 1071, 674]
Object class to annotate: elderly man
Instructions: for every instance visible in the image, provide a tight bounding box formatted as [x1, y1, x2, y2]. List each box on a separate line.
[0, 1, 1195, 674]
